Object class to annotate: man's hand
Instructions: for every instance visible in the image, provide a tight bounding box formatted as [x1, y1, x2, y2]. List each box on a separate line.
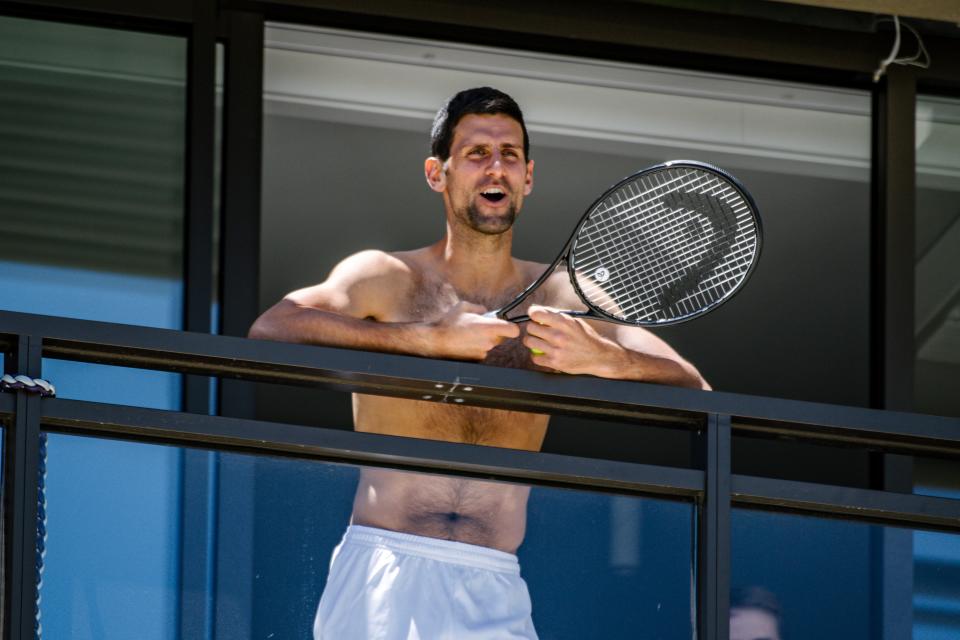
[431, 301, 520, 361]
[522, 305, 709, 389]
[522, 305, 623, 376]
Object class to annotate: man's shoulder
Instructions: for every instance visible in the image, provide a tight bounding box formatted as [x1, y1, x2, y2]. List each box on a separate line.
[513, 258, 551, 284]
[513, 259, 581, 307]
[335, 248, 423, 283]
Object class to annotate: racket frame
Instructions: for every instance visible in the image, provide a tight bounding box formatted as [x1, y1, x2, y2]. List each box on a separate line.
[494, 160, 763, 327]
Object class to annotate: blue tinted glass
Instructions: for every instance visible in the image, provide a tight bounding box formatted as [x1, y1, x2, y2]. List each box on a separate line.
[0, 261, 182, 328]
[250, 456, 694, 639]
[41, 434, 182, 639]
[524, 487, 693, 638]
[40, 433, 695, 638]
[732, 508, 960, 640]
[915, 528, 960, 640]
[915, 459, 960, 640]
[41, 359, 181, 410]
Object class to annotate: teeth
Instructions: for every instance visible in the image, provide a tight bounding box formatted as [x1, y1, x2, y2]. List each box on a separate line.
[481, 187, 504, 195]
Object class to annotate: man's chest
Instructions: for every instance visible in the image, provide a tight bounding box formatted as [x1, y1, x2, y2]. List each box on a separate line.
[396, 275, 554, 370]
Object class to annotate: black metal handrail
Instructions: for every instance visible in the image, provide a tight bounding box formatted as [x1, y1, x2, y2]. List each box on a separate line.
[1, 310, 958, 455]
[38, 397, 705, 498]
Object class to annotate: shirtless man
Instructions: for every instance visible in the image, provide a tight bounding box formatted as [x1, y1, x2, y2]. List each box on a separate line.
[250, 87, 708, 639]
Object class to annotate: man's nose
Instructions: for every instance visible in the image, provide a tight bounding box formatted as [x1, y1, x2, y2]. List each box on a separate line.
[485, 154, 505, 176]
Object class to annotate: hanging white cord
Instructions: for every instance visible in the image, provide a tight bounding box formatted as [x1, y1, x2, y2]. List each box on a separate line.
[873, 15, 931, 83]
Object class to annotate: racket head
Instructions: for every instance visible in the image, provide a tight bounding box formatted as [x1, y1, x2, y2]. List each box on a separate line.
[567, 160, 762, 326]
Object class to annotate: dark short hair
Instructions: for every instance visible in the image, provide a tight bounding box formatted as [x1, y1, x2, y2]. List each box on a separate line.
[731, 585, 782, 624]
[430, 87, 530, 161]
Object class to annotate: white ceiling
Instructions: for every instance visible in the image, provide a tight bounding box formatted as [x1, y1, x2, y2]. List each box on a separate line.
[263, 23, 960, 191]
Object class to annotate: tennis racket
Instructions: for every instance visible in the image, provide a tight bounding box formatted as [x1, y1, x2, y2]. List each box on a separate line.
[489, 160, 762, 326]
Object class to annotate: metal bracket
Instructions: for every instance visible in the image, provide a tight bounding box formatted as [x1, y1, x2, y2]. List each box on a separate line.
[419, 376, 480, 404]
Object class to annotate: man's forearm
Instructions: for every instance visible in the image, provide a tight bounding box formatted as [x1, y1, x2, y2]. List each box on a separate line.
[248, 300, 438, 357]
[597, 345, 710, 390]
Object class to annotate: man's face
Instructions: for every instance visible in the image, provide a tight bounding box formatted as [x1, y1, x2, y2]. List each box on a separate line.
[729, 607, 781, 640]
[427, 113, 534, 235]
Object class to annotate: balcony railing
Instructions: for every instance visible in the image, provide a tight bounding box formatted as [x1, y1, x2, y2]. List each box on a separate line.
[1, 308, 959, 640]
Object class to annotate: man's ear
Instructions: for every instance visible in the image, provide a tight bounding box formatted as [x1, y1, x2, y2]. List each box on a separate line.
[424, 156, 446, 193]
[523, 159, 534, 196]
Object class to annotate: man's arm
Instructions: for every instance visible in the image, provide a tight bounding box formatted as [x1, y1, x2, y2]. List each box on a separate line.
[522, 305, 710, 390]
[249, 250, 519, 361]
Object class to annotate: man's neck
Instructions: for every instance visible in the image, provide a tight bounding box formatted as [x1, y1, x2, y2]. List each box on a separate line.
[433, 226, 522, 302]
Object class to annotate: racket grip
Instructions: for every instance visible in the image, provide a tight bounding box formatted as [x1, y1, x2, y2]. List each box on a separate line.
[483, 310, 531, 323]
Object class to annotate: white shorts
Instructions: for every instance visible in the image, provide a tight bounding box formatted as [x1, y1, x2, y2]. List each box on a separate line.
[314, 525, 538, 640]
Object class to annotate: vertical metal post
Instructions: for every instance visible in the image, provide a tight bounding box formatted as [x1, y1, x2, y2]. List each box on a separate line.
[2, 336, 42, 640]
[869, 63, 917, 640]
[870, 65, 916, 412]
[180, 4, 221, 638]
[207, 10, 265, 637]
[698, 414, 730, 640]
[183, 0, 218, 416]
[218, 9, 264, 420]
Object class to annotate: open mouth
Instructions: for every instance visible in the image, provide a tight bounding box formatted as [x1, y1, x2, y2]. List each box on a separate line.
[480, 187, 506, 204]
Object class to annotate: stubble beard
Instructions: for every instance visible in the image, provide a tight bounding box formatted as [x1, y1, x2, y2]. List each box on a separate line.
[464, 201, 518, 235]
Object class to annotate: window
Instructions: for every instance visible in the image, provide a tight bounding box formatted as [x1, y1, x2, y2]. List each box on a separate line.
[0, 16, 188, 637]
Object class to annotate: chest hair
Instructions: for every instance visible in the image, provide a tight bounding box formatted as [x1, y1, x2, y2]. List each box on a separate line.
[405, 274, 541, 371]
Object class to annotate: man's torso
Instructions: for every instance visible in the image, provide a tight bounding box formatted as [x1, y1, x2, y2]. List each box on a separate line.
[351, 248, 577, 552]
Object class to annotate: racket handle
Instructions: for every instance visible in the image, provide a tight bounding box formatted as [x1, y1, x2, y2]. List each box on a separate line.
[482, 309, 530, 323]
[481, 310, 525, 323]
[485, 310, 591, 323]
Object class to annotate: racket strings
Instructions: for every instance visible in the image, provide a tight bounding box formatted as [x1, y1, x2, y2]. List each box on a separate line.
[579, 178, 744, 297]
[576, 187, 751, 290]
[615, 217, 756, 317]
[577, 175, 746, 264]
[657, 188, 740, 313]
[576, 176, 748, 279]
[571, 167, 758, 323]
[593, 216, 754, 319]
[583, 173, 727, 244]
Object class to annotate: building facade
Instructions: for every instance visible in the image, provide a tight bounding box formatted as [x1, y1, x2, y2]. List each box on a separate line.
[0, 1, 958, 638]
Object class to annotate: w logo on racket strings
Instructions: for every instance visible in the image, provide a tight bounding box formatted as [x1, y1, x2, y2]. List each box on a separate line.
[656, 190, 738, 315]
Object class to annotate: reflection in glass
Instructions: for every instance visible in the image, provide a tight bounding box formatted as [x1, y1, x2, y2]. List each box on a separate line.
[914, 95, 960, 640]
[0, 16, 187, 639]
[914, 458, 960, 640]
[0, 17, 185, 400]
[0, 16, 186, 309]
[733, 508, 960, 640]
[42, 433, 693, 639]
[915, 95, 960, 418]
[730, 585, 782, 640]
